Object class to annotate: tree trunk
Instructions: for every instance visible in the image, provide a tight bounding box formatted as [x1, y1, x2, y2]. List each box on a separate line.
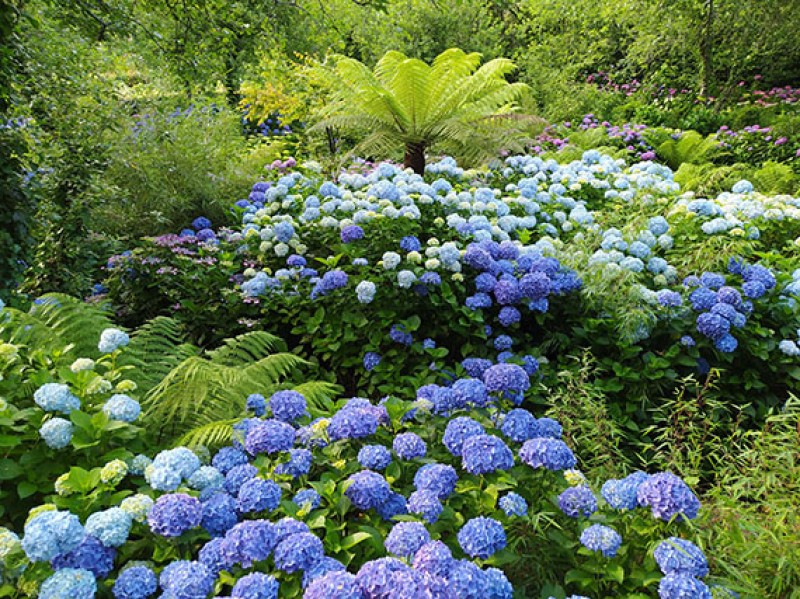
[700, 0, 714, 95]
[404, 142, 426, 175]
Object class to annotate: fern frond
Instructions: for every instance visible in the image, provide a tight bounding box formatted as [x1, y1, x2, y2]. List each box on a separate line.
[177, 419, 240, 449]
[206, 331, 286, 366]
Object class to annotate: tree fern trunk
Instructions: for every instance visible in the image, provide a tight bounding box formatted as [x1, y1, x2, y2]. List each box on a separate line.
[404, 142, 426, 175]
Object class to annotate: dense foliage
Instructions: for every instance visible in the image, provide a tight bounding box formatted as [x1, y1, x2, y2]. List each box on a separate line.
[1, 0, 799, 597]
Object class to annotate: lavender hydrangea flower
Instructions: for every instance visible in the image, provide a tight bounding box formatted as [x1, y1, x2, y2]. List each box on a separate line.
[244, 419, 295, 455]
[148, 494, 202, 537]
[637, 472, 701, 521]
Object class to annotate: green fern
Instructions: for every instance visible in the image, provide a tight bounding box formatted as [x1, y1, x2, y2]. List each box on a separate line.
[657, 131, 718, 170]
[141, 332, 340, 447]
[752, 161, 798, 195]
[116, 316, 200, 396]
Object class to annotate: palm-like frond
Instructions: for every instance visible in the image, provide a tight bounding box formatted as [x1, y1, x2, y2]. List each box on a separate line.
[309, 48, 532, 167]
[140, 328, 336, 447]
[206, 330, 286, 366]
[117, 316, 200, 395]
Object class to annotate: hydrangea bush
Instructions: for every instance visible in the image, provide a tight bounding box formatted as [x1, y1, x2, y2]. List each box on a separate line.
[105, 150, 800, 423]
[1, 379, 721, 598]
[0, 310, 146, 526]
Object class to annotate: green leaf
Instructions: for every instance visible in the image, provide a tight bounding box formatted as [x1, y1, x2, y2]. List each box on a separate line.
[17, 481, 37, 499]
[340, 531, 372, 550]
[0, 459, 23, 480]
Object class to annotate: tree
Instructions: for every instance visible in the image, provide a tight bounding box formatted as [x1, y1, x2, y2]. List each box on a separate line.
[314, 48, 530, 173]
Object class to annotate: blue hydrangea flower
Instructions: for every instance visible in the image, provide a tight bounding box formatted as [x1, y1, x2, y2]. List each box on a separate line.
[451, 378, 489, 408]
[221, 520, 277, 568]
[689, 287, 718, 311]
[151, 447, 200, 479]
[246, 393, 267, 416]
[413, 463, 458, 499]
[231, 572, 280, 599]
[273, 221, 295, 243]
[385, 522, 431, 557]
[274, 532, 324, 573]
[654, 537, 709, 577]
[303, 557, 346, 589]
[311, 270, 348, 298]
[225, 463, 258, 495]
[112, 565, 157, 599]
[389, 323, 414, 345]
[637, 472, 701, 521]
[212, 446, 249, 474]
[341, 225, 364, 243]
[580, 524, 622, 557]
[457, 517, 506, 559]
[269, 390, 308, 423]
[376, 492, 409, 521]
[40, 417, 73, 449]
[494, 335, 513, 351]
[201, 491, 238, 537]
[237, 477, 282, 513]
[400, 236, 422, 252]
[407, 489, 443, 523]
[447, 560, 490, 598]
[658, 573, 712, 599]
[102, 394, 141, 422]
[356, 280, 377, 304]
[147, 494, 202, 537]
[356, 558, 408, 597]
[499, 492, 528, 516]
[85, 507, 132, 547]
[696, 312, 730, 341]
[520, 438, 577, 471]
[346, 470, 391, 510]
[483, 363, 530, 399]
[294, 489, 321, 510]
[412, 541, 454, 578]
[305, 571, 361, 599]
[34, 383, 80, 414]
[363, 351, 382, 371]
[393, 432, 427, 459]
[245, 419, 295, 455]
[52, 535, 115, 578]
[23, 511, 85, 562]
[358, 445, 393, 471]
[329, 406, 379, 441]
[500, 409, 538, 443]
[39, 568, 97, 599]
[601, 471, 649, 510]
[558, 486, 598, 518]
[159, 560, 215, 599]
[462, 434, 514, 474]
[485, 567, 514, 599]
[275, 448, 313, 477]
[534, 417, 562, 439]
[443, 417, 485, 456]
[98, 328, 130, 353]
[462, 357, 492, 378]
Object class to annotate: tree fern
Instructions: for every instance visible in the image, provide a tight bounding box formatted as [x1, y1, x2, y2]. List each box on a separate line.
[313, 48, 530, 173]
